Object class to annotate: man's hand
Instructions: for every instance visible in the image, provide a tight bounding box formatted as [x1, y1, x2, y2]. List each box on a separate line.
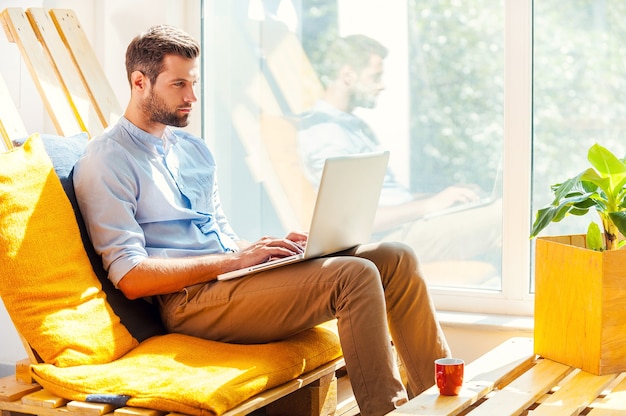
[285, 231, 308, 248]
[431, 185, 481, 208]
[234, 232, 307, 268]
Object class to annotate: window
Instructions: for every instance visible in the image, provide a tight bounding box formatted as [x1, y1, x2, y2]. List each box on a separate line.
[532, 0, 626, 238]
[201, 0, 534, 316]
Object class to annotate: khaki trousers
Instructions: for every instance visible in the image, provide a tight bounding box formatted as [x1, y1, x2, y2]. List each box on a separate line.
[157, 242, 450, 416]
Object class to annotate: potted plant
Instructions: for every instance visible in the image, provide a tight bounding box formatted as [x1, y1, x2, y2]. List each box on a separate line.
[531, 142, 626, 250]
[530, 143, 626, 375]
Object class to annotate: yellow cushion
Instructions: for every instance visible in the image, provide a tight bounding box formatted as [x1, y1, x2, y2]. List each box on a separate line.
[31, 327, 341, 416]
[0, 134, 137, 366]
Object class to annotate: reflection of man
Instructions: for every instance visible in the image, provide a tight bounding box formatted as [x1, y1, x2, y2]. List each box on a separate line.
[298, 34, 501, 269]
[74, 25, 451, 414]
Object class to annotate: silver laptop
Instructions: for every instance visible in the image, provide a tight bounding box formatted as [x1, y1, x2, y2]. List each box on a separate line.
[422, 158, 502, 220]
[217, 151, 390, 280]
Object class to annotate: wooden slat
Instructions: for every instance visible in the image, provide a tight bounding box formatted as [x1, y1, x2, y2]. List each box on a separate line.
[16, 330, 41, 367]
[21, 389, 68, 408]
[15, 359, 33, 384]
[26, 8, 100, 136]
[0, 7, 82, 136]
[66, 400, 116, 415]
[465, 359, 572, 416]
[227, 19, 319, 231]
[587, 374, 626, 416]
[114, 406, 166, 416]
[0, 376, 40, 402]
[530, 369, 617, 416]
[261, 114, 316, 229]
[259, 20, 323, 114]
[464, 337, 535, 384]
[222, 357, 345, 416]
[0, 73, 26, 149]
[388, 337, 536, 415]
[48, 8, 122, 128]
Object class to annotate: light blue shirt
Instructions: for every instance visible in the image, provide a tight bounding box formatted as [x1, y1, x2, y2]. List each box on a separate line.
[73, 117, 239, 287]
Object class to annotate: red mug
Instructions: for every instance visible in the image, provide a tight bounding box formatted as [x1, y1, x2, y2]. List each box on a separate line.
[435, 358, 464, 396]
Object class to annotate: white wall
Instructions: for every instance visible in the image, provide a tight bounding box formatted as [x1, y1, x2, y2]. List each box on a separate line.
[0, 0, 201, 375]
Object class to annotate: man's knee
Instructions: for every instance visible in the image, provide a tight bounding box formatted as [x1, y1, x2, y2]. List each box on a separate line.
[376, 241, 420, 271]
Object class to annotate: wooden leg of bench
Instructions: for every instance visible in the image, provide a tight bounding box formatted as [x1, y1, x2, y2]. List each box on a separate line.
[265, 372, 337, 416]
[15, 359, 33, 385]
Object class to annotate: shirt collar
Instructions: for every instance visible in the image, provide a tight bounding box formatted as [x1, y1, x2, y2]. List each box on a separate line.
[119, 116, 179, 156]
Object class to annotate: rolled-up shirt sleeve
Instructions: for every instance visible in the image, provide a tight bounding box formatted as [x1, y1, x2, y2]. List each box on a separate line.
[74, 138, 149, 286]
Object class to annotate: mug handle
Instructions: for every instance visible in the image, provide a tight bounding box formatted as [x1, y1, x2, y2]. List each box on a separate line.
[436, 370, 445, 387]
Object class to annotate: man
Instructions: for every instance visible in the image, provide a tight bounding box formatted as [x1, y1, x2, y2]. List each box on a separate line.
[298, 35, 501, 268]
[73, 25, 450, 416]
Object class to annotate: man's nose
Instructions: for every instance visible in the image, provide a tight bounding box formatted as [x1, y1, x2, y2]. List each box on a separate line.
[186, 85, 198, 102]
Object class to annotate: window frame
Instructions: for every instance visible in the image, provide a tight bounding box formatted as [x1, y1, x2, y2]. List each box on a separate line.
[430, 0, 534, 317]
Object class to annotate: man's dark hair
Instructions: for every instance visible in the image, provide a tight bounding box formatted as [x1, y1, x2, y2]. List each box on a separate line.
[319, 34, 388, 87]
[125, 25, 200, 85]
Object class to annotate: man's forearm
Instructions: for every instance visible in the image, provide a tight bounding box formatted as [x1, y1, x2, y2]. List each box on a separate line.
[117, 254, 234, 299]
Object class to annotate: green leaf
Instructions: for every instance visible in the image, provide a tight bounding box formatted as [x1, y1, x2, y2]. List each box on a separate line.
[569, 206, 590, 216]
[581, 180, 599, 193]
[580, 168, 612, 197]
[531, 193, 593, 238]
[572, 197, 597, 209]
[552, 172, 586, 202]
[588, 144, 626, 196]
[530, 207, 558, 238]
[588, 143, 626, 176]
[586, 222, 604, 251]
[609, 211, 626, 239]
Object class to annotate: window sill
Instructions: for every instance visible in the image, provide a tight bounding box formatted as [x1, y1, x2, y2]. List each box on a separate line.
[438, 310, 534, 332]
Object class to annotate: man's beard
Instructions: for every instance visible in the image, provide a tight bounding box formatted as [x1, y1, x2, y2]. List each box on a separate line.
[143, 89, 190, 127]
[350, 87, 377, 110]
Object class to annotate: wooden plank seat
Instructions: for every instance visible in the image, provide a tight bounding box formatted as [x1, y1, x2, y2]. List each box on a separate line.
[389, 337, 626, 415]
[0, 8, 348, 416]
[0, 357, 343, 416]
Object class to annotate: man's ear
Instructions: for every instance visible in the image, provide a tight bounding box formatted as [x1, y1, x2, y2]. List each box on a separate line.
[339, 65, 357, 86]
[130, 70, 148, 91]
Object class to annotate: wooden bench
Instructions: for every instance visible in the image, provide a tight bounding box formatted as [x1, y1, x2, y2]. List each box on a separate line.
[0, 357, 345, 416]
[390, 337, 626, 415]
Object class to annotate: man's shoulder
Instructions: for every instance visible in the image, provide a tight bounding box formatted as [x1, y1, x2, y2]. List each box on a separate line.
[171, 129, 211, 152]
[170, 129, 216, 163]
[298, 111, 341, 130]
[171, 128, 205, 144]
[83, 124, 130, 156]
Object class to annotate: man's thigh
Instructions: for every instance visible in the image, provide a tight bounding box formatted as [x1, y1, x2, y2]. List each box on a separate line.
[158, 254, 369, 343]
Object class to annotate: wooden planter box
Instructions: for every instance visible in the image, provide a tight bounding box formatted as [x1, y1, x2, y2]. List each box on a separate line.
[534, 235, 626, 375]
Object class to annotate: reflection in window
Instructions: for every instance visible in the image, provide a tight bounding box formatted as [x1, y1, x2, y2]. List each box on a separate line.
[204, 0, 504, 292]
